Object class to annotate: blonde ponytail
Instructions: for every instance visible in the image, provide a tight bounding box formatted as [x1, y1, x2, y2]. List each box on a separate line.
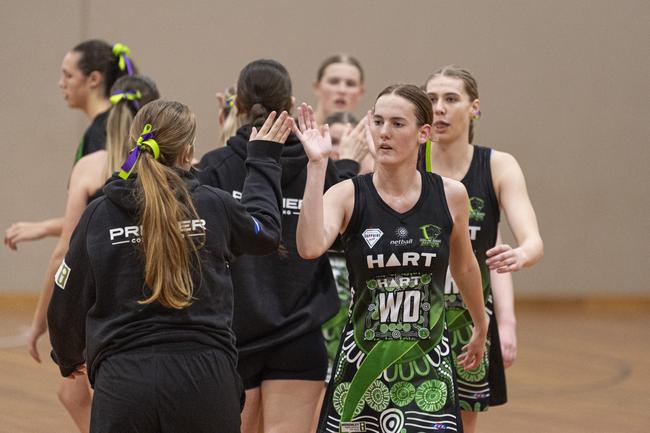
[125, 100, 200, 309]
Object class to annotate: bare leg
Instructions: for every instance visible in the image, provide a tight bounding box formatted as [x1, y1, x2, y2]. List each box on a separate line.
[309, 386, 326, 433]
[461, 410, 478, 433]
[57, 376, 92, 433]
[241, 387, 263, 433]
[261, 380, 324, 433]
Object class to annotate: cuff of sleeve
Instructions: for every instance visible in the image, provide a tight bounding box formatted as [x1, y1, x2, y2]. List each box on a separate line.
[247, 140, 283, 162]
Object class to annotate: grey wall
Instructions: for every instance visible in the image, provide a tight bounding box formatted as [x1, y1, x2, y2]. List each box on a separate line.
[1, 0, 648, 297]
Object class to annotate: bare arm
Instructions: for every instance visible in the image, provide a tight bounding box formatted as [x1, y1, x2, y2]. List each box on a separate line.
[294, 104, 352, 258]
[490, 229, 517, 368]
[27, 160, 96, 362]
[445, 178, 489, 370]
[487, 151, 544, 272]
[4, 218, 64, 250]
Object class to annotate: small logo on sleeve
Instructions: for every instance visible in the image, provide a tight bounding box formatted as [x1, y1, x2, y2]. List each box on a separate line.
[362, 228, 383, 248]
[54, 260, 71, 290]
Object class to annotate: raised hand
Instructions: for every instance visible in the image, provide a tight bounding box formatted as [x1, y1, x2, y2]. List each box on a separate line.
[365, 110, 377, 158]
[249, 111, 293, 144]
[338, 115, 370, 162]
[293, 103, 332, 163]
[486, 244, 528, 273]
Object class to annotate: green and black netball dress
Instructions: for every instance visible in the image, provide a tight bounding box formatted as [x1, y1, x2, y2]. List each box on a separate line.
[323, 251, 352, 381]
[422, 143, 506, 411]
[317, 172, 463, 433]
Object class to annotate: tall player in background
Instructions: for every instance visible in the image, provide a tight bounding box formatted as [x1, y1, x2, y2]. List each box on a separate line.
[421, 65, 543, 433]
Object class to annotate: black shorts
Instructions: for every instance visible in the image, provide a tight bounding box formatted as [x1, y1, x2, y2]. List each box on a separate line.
[237, 329, 328, 390]
[90, 342, 244, 433]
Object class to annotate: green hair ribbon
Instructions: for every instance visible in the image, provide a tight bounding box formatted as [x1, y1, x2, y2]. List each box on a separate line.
[118, 124, 160, 179]
[112, 43, 134, 75]
[109, 89, 142, 106]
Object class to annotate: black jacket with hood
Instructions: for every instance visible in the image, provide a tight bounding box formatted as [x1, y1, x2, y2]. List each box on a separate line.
[197, 125, 357, 355]
[48, 140, 283, 384]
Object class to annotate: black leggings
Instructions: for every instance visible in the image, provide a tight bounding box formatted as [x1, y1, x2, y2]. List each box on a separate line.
[90, 343, 243, 433]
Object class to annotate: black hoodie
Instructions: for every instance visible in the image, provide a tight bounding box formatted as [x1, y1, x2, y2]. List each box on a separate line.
[48, 140, 283, 384]
[197, 125, 352, 355]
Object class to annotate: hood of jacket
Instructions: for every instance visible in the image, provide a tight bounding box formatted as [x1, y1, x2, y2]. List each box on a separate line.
[103, 169, 200, 214]
[228, 124, 307, 187]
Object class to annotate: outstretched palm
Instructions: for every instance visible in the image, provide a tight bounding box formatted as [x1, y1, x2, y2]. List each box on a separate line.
[293, 103, 331, 163]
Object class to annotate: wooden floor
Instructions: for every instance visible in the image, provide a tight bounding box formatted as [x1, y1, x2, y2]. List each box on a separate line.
[0, 297, 648, 433]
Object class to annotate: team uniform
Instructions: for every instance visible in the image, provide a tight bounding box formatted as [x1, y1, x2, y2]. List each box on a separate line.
[74, 109, 109, 162]
[317, 172, 463, 433]
[422, 143, 506, 411]
[322, 250, 351, 382]
[48, 140, 283, 433]
[197, 125, 356, 389]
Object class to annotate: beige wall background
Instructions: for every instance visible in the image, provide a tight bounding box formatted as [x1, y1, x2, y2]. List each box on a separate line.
[1, 0, 648, 297]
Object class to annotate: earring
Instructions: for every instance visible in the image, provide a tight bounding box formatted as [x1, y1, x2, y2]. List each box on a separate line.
[472, 110, 481, 121]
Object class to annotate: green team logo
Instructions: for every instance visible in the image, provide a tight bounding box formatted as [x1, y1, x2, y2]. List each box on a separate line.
[54, 260, 71, 290]
[469, 197, 485, 221]
[419, 224, 442, 248]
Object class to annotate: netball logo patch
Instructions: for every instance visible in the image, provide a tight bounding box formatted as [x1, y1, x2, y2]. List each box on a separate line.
[54, 260, 71, 290]
[362, 228, 383, 248]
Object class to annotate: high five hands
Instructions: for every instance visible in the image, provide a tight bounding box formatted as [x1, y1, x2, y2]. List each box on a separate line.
[338, 114, 371, 163]
[293, 103, 332, 163]
[249, 111, 294, 144]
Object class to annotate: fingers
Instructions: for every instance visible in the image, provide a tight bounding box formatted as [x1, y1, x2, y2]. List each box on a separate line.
[297, 103, 308, 133]
[28, 344, 41, 363]
[486, 244, 510, 257]
[278, 117, 294, 144]
[306, 104, 316, 130]
[257, 111, 278, 137]
[251, 112, 293, 144]
[267, 111, 287, 138]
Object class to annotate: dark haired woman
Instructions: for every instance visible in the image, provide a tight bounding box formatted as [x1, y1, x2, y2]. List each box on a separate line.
[48, 100, 289, 433]
[296, 84, 488, 433]
[5, 39, 136, 249]
[197, 58, 367, 433]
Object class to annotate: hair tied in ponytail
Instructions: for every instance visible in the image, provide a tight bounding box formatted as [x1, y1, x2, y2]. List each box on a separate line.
[118, 124, 160, 179]
[112, 42, 134, 75]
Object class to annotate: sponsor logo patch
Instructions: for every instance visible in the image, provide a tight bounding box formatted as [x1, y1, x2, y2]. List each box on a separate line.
[362, 228, 383, 248]
[54, 260, 71, 290]
[341, 421, 366, 432]
[419, 224, 442, 248]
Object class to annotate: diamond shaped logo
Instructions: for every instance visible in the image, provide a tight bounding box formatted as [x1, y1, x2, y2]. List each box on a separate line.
[362, 228, 383, 248]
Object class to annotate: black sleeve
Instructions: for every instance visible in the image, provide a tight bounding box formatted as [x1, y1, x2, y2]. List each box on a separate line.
[219, 139, 283, 257]
[47, 204, 98, 377]
[334, 159, 360, 181]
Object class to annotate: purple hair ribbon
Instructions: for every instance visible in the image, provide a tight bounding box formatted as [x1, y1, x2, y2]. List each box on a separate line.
[118, 124, 159, 179]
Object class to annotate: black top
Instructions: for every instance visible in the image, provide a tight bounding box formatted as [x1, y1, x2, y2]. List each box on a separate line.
[196, 124, 352, 355]
[423, 145, 500, 309]
[48, 140, 284, 384]
[74, 110, 109, 163]
[342, 172, 453, 350]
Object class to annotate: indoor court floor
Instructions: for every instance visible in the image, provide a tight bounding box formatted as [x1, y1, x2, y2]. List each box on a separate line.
[0, 297, 648, 433]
